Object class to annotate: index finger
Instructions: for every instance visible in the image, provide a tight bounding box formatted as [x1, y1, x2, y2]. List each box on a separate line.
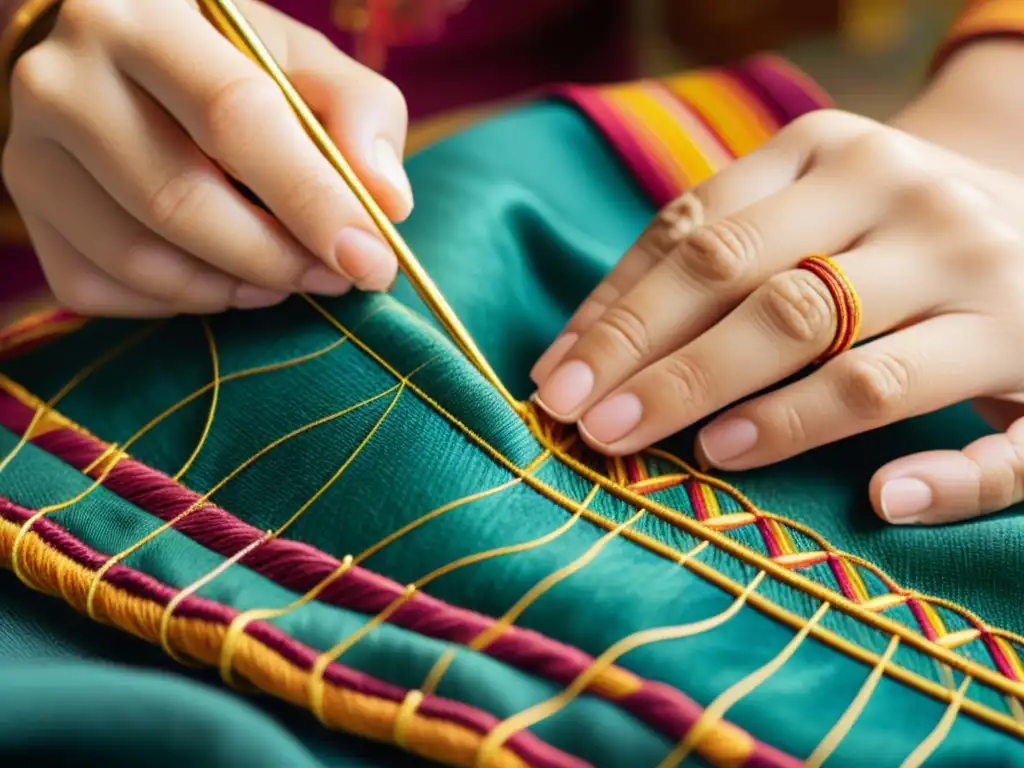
[114, 2, 395, 288]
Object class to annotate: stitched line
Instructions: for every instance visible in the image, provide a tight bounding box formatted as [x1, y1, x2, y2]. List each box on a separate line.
[422, 506, 646, 699]
[0, 322, 158, 475]
[899, 676, 971, 768]
[805, 635, 902, 767]
[658, 602, 833, 768]
[173, 318, 219, 482]
[301, 296, 1024, 736]
[473, 543, 734, 768]
[0, 507, 550, 768]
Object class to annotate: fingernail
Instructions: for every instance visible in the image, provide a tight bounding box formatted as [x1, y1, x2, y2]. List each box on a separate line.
[580, 393, 643, 445]
[534, 360, 593, 418]
[300, 263, 353, 295]
[233, 285, 286, 309]
[880, 478, 933, 524]
[530, 333, 578, 385]
[334, 227, 394, 290]
[373, 137, 414, 218]
[698, 419, 758, 466]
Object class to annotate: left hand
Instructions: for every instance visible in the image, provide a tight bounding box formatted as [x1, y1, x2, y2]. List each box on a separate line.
[529, 109, 1024, 527]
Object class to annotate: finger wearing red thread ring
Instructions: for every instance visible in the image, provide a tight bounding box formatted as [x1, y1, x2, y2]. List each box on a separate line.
[796, 255, 862, 363]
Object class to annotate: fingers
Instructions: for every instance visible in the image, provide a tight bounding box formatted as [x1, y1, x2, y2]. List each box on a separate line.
[16, 139, 288, 313]
[869, 414, 1024, 525]
[530, 110, 873, 386]
[107, 1, 404, 289]
[696, 313, 1013, 475]
[24, 214, 180, 317]
[531, 164, 891, 427]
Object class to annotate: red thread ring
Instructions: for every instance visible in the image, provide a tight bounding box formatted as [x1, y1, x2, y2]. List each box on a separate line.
[796, 255, 862, 364]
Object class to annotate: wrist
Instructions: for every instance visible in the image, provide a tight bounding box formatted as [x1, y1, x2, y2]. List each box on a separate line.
[891, 40, 1024, 174]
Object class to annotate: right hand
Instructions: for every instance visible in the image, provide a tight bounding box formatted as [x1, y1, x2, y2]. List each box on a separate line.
[2, 0, 413, 317]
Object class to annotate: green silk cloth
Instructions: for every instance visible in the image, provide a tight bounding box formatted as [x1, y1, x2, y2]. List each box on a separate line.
[0, 99, 1022, 768]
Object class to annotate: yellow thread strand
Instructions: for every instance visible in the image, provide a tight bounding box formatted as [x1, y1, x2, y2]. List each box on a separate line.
[219, 554, 356, 687]
[394, 690, 425, 747]
[273, 382, 407, 538]
[354, 450, 550, 565]
[159, 529, 273, 664]
[899, 675, 971, 768]
[83, 384, 402, 621]
[0, 323, 157, 475]
[468, 508, 646, 654]
[172, 318, 220, 482]
[1009, 696, 1024, 725]
[418, 485, 603, 696]
[218, 431, 541, 688]
[300, 301, 1024, 724]
[806, 635, 901, 767]
[474, 544, 733, 768]
[11, 323, 355, 595]
[659, 601, 832, 768]
[11, 443, 123, 587]
[309, 583, 419, 722]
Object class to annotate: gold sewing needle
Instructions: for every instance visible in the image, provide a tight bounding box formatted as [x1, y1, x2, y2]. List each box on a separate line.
[196, 0, 520, 412]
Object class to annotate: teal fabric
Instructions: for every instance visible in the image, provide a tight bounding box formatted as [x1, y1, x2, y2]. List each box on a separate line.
[0, 100, 1022, 767]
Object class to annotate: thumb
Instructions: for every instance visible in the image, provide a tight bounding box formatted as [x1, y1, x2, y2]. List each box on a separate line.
[870, 401, 1024, 526]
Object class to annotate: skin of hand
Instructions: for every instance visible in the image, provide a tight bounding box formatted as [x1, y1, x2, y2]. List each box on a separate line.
[1, 0, 413, 317]
[530, 42, 1024, 528]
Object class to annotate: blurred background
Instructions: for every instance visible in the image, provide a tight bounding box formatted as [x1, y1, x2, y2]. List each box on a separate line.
[639, 0, 964, 119]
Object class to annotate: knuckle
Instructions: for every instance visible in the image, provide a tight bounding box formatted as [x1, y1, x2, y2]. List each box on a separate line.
[758, 272, 834, 344]
[372, 75, 408, 123]
[675, 217, 759, 285]
[836, 353, 913, 420]
[659, 354, 713, 405]
[56, 0, 127, 36]
[904, 177, 988, 221]
[780, 109, 837, 145]
[840, 129, 921, 180]
[145, 169, 212, 232]
[595, 304, 653, 362]
[202, 75, 282, 154]
[10, 46, 65, 109]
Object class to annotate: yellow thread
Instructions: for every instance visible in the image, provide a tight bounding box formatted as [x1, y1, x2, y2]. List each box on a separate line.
[806, 635, 901, 767]
[474, 543, 730, 768]
[898, 675, 971, 768]
[659, 602, 832, 768]
[467, 508, 645, 654]
[219, 554, 356, 687]
[83, 384, 403, 621]
[354, 451, 550, 565]
[300, 302, 1024, 735]
[309, 583, 419, 722]
[172, 318, 220, 482]
[159, 529, 272, 664]
[0, 323, 157, 475]
[419, 485, 606, 695]
[219, 450, 550, 688]
[394, 689, 425, 747]
[1009, 696, 1024, 726]
[11, 443, 123, 588]
[273, 381, 408, 538]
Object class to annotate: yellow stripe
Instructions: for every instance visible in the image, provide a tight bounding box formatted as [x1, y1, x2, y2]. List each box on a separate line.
[840, 558, 871, 603]
[995, 636, 1024, 682]
[605, 85, 711, 191]
[698, 482, 720, 518]
[663, 73, 774, 157]
[920, 601, 948, 639]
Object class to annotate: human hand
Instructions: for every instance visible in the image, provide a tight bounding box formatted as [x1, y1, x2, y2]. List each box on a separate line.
[2, 0, 411, 317]
[530, 110, 1024, 526]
